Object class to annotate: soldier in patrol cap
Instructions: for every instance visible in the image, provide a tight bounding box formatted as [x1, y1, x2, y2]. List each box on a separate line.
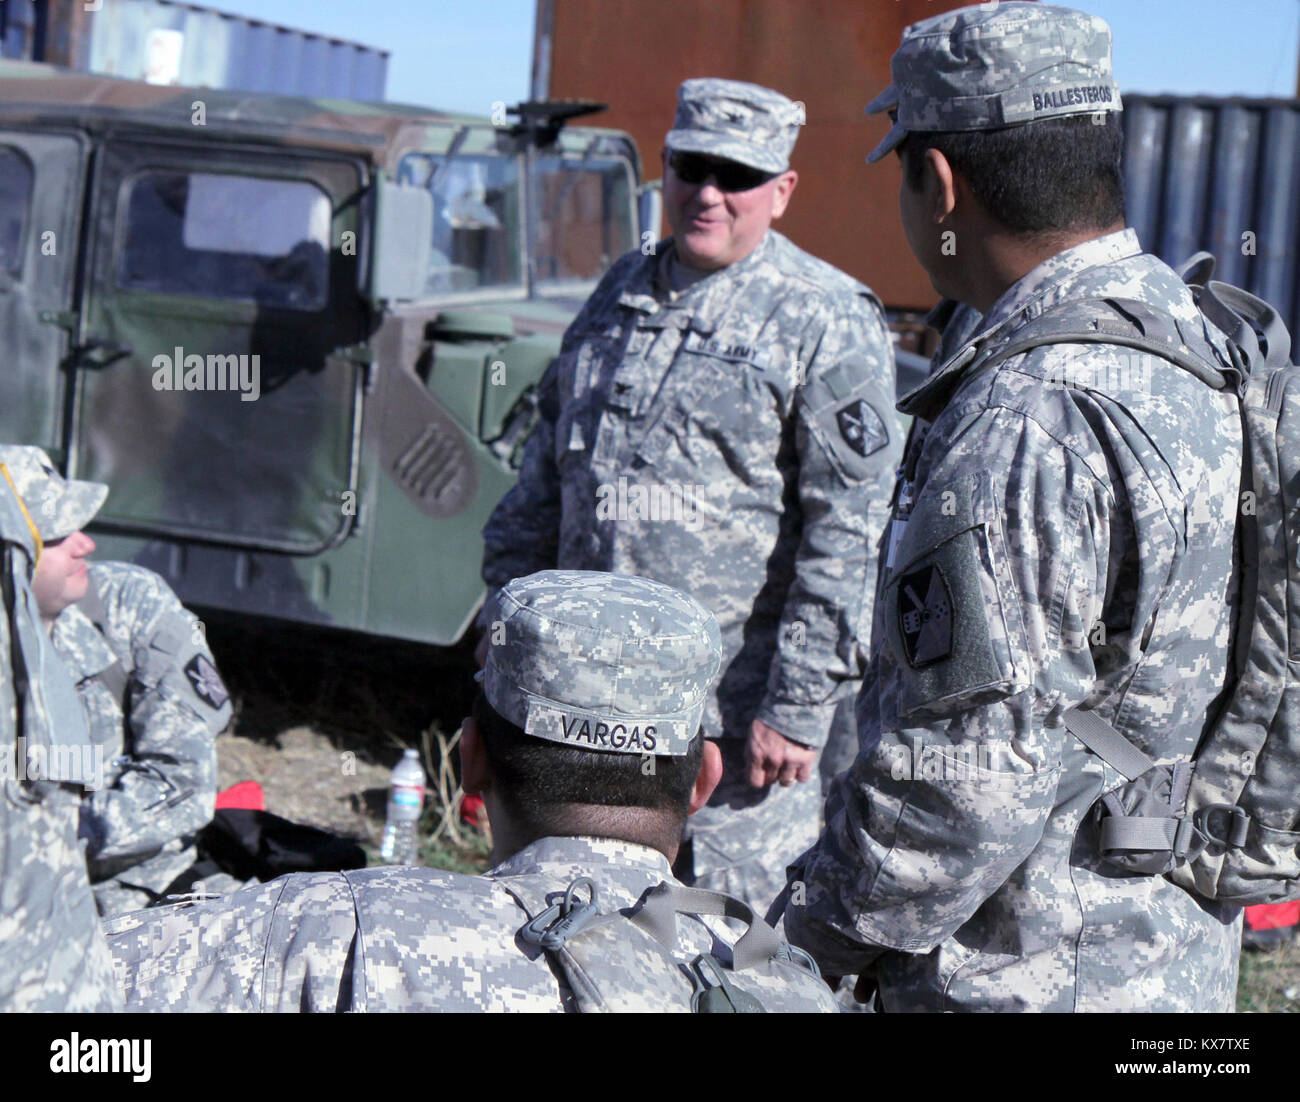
[781, 2, 1243, 1011]
[0, 446, 234, 917]
[106, 570, 836, 1012]
[480, 77, 900, 914]
[0, 448, 118, 1010]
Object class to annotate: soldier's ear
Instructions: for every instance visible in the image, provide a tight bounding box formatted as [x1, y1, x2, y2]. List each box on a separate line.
[460, 716, 490, 795]
[687, 739, 723, 816]
[923, 148, 957, 224]
[770, 169, 798, 220]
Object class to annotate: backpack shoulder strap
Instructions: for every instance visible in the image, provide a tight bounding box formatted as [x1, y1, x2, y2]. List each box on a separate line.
[75, 578, 130, 710]
[498, 873, 823, 1013]
[968, 295, 1237, 393]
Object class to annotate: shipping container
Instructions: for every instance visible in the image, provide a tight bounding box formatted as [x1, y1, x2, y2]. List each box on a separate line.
[537, 0, 970, 314]
[0, 0, 388, 101]
[1124, 94, 1300, 340]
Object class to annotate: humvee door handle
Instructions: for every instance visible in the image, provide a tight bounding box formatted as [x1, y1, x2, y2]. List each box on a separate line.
[77, 337, 135, 368]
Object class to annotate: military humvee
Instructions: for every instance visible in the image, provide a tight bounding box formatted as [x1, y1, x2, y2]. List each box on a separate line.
[0, 60, 652, 644]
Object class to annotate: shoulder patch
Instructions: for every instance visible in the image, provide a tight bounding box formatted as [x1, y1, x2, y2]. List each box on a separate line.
[835, 398, 889, 458]
[897, 564, 953, 667]
[185, 654, 229, 711]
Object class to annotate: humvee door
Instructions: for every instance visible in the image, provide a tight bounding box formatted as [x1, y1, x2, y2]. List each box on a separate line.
[70, 139, 369, 552]
[0, 129, 87, 450]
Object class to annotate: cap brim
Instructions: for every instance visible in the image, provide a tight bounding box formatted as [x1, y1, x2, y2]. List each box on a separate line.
[664, 129, 786, 174]
[866, 119, 908, 165]
[865, 82, 898, 116]
[48, 479, 108, 541]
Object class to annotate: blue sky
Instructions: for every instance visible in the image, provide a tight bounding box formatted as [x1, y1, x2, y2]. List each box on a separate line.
[205, 0, 1300, 111]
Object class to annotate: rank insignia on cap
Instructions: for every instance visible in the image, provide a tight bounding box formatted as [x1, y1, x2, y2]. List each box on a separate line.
[898, 564, 953, 667]
[836, 398, 888, 457]
[185, 654, 229, 710]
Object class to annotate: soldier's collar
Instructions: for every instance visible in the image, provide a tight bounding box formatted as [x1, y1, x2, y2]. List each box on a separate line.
[489, 834, 675, 878]
[619, 232, 775, 322]
[50, 603, 119, 682]
[899, 229, 1143, 421]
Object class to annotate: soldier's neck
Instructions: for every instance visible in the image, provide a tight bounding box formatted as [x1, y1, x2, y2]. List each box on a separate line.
[959, 220, 1127, 313]
[487, 802, 682, 866]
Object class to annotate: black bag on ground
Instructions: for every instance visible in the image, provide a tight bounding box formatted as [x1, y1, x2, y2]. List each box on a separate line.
[196, 808, 367, 882]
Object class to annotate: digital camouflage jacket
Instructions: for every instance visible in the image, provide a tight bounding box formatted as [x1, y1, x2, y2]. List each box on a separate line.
[785, 230, 1244, 1012]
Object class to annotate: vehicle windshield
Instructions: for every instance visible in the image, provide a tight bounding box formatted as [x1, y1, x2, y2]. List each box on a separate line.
[398, 152, 524, 295]
[533, 154, 635, 290]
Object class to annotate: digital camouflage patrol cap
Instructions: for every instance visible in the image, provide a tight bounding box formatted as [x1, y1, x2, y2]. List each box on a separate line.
[0, 445, 107, 543]
[865, 1, 1122, 164]
[666, 78, 803, 174]
[481, 570, 722, 757]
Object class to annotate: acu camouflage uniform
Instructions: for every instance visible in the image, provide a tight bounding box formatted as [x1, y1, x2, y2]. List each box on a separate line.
[784, 5, 1243, 1012]
[53, 561, 232, 917]
[0, 447, 118, 1010]
[107, 571, 834, 1012]
[483, 80, 900, 910]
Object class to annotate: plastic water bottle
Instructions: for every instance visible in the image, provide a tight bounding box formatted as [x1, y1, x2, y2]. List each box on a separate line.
[380, 749, 425, 864]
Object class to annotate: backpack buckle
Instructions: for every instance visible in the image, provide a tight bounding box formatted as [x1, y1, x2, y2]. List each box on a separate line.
[688, 953, 765, 1013]
[1193, 804, 1251, 849]
[518, 876, 602, 951]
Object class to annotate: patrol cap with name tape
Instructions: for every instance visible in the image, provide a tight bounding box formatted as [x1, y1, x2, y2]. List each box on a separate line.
[865, 2, 1121, 164]
[0, 445, 108, 542]
[481, 570, 722, 757]
[665, 78, 803, 174]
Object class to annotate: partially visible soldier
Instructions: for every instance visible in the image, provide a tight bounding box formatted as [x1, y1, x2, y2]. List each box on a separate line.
[782, 2, 1243, 1011]
[481, 79, 901, 911]
[106, 570, 836, 1013]
[0, 446, 234, 917]
[0, 448, 118, 1010]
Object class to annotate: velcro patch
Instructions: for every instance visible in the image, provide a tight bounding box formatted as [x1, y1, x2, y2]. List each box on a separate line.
[184, 654, 229, 711]
[897, 564, 953, 667]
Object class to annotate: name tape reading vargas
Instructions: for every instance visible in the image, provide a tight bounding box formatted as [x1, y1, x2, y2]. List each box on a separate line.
[554, 713, 659, 753]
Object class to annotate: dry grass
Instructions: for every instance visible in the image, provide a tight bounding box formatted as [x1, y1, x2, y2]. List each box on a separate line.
[1238, 937, 1300, 1012]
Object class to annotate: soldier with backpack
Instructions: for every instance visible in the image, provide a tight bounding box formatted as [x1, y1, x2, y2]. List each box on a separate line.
[106, 570, 835, 1012]
[781, 2, 1249, 1011]
[0, 446, 234, 917]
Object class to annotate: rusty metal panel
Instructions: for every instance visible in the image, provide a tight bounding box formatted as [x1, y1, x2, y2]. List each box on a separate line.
[542, 0, 971, 310]
[1123, 94, 1300, 337]
[40, 0, 389, 100]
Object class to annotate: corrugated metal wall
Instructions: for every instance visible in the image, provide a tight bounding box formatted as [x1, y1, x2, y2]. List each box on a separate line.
[2, 0, 388, 100]
[1124, 94, 1300, 336]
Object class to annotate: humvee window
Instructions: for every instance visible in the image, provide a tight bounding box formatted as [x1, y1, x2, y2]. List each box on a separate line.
[117, 171, 332, 311]
[0, 147, 33, 275]
[398, 153, 523, 295]
[534, 155, 635, 288]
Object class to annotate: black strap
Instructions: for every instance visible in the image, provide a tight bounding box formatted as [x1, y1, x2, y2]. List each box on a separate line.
[2, 545, 28, 746]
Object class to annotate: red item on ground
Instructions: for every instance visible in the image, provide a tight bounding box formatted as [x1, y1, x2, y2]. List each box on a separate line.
[1244, 901, 1300, 931]
[460, 794, 486, 826]
[216, 780, 266, 812]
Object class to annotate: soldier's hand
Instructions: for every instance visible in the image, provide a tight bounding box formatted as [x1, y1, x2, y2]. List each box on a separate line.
[746, 719, 817, 789]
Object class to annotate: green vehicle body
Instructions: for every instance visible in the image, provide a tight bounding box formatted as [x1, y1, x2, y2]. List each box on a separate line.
[0, 59, 646, 644]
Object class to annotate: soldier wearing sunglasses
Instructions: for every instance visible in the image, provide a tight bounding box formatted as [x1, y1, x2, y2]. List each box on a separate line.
[481, 79, 899, 915]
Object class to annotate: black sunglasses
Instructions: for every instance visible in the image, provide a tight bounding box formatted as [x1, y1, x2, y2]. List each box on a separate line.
[667, 151, 776, 192]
